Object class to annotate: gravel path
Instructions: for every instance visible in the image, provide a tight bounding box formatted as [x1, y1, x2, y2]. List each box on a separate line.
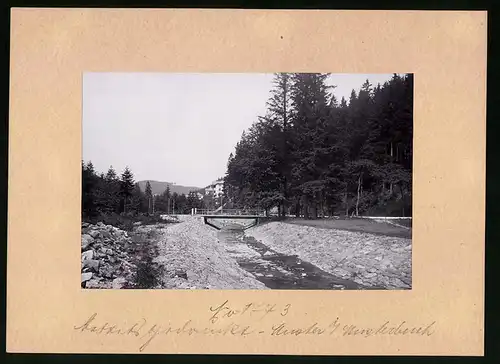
[153, 216, 267, 289]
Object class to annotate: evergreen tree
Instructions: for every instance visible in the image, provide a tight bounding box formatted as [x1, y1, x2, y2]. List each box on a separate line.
[152, 186, 171, 213]
[266, 73, 294, 216]
[145, 181, 153, 214]
[224, 73, 413, 218]
[288, 72, 332, 218]
[86, 161, 95, 175]
[187, 191, 200, 211]
[130, 183, 147, 214]
[82, 161, 97, 218]
[104, 165, 120, 213]
[105, 166, 117, 181]
[120, 167, 135, 213]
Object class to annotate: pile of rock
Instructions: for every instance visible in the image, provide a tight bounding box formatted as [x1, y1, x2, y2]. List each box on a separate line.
[246, 221, 412, 289]
[81, 222, 137, 289]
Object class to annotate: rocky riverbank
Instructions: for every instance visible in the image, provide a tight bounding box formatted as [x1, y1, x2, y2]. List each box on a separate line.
[81, 216, 267, 290]
[81, 215, 410, 290]
[81, 222, 137, 289]
[245, 221, 412, 289]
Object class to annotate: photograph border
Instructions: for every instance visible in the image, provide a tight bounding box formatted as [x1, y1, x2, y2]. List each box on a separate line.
[6, 5, 489, 358]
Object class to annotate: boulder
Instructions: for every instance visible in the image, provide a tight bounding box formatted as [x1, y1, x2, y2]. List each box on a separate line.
[174, 270, 188, 279]
[81, 250, 94, 261]
[81, 234, 94, 249]
[81, 272, 93, 283]
[353, 277, 364, 285]
[89, 230, 100, 238]
[332, 268, 351, 278]
[85, 278, 103, 288]
[178, 281, 193, 289]
[112, 277, 127, 289]
[83, 259, 100, 273]
[99, 264, 116, 279]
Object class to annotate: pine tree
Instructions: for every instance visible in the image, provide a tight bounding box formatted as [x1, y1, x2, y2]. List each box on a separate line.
[225, 73, 413, 218]
[86, 161, 95, 175]
[105, 166, 117, 181]
[102, 166, 120, 213]
[187, 191, 200, 212]
[266, 73, 294, 216]
[120, 167, 135, 214]
[145, 181, 153, 214]
[288, 73, 332, 218]
[130, 183, 147, 214]
[82, 161, 97, 218]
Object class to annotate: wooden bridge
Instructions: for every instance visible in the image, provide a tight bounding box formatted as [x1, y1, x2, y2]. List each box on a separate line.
[193, 208, 267, 230]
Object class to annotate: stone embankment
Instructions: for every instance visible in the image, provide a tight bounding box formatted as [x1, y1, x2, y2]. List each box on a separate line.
[81, 222, 137, 289]
[246, 222, 412, 289]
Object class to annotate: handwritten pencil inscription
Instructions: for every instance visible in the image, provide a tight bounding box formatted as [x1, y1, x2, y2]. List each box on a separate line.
[73, 300, 436, 352]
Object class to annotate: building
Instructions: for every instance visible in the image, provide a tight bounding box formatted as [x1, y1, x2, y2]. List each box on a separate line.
[204, 179, 224, 198]
[213, 179, 224, 198]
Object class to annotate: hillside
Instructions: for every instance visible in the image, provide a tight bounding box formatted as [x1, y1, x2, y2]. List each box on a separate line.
[137, 180, 202, 196]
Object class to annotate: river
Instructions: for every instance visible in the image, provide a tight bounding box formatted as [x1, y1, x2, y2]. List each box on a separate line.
[217, 224, 376, 290]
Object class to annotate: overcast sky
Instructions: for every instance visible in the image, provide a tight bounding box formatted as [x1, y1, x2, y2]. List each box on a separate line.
[83, 73, 397, 187]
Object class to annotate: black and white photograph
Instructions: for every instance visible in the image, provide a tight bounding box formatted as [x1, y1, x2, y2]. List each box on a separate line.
[81, 72, 413, 290]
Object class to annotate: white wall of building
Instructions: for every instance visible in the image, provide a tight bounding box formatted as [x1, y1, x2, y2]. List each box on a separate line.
[214, 182, 224, 197]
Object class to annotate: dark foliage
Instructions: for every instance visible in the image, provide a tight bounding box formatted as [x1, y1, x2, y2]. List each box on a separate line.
[224, 73, 413, 218]
[82, 164, 212, 221]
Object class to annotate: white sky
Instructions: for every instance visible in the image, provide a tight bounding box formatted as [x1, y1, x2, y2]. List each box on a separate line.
[83, 73, 397, 187]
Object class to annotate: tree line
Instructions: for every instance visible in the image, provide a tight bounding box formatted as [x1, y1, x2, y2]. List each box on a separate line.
[224, 73, 413, 218]
[82, 162, 204, 219]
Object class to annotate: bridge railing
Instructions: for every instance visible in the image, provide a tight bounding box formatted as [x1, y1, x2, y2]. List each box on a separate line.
[193, 208, 266, 216]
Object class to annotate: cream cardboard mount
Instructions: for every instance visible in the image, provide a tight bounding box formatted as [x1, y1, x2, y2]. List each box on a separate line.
[7, 9, 486, 355]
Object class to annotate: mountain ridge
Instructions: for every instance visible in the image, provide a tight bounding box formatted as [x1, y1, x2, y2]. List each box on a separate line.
[137, 180, 204, 196]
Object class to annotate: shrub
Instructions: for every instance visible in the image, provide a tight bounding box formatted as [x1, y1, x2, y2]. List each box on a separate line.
[83, 212, 178, 231]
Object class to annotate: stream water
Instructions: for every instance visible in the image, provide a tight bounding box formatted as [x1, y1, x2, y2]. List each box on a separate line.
[217, 224, 372, 290]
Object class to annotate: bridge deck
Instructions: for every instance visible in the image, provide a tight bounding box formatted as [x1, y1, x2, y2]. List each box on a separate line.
[202, 215, 264, 219]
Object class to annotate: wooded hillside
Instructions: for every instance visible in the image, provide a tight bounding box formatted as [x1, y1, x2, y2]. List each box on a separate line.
[224, 73, 413, 218]
[81, 163, 204, 219]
